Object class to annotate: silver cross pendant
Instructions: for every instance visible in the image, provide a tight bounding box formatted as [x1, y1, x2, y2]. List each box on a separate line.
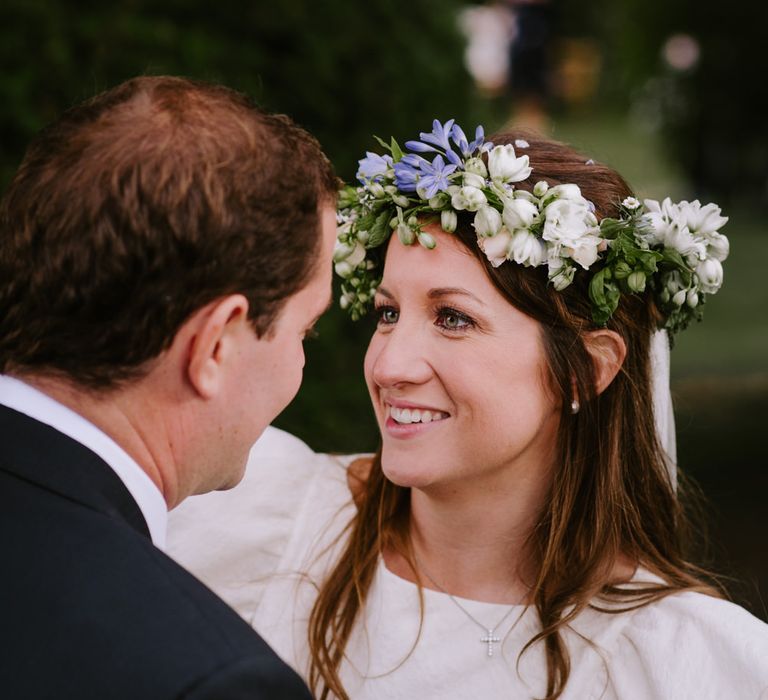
[481, 629, 501, 657]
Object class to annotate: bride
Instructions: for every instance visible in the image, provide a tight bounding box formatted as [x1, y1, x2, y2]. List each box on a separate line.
[168, 121, 768, 699]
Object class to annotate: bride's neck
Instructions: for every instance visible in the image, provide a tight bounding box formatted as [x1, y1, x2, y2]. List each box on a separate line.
[385, 476, 547, 604]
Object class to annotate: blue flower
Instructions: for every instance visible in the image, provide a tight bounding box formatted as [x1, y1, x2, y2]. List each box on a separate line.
[451, 124, 489, 157]
[403, 140, 438, 154]
[404, 119, 462, 167]
[393, 160, 420, 192]
[421, 118, 455, 150]
[357, 151, 393, 183]
[416, 154, 457, 199]
[400, 153, 428, 168]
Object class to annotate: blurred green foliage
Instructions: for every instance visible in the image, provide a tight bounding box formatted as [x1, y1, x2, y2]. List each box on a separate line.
[556, 0, 768, 209]
[0, 0, 481, 186]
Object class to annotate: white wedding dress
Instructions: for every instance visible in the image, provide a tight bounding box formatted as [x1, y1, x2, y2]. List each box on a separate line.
[168, 427, 768, 699]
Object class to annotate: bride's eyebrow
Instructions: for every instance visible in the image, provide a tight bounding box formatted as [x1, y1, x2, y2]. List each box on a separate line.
[375, 286, 395, 300]
[427, 287, 485, 305]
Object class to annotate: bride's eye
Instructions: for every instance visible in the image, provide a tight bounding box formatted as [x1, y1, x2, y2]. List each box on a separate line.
[435, 307, 474, 331]
[375, 305, 399, 325]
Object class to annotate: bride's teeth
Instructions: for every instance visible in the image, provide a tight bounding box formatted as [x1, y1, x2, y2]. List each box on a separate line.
[389, 406, 446, 424]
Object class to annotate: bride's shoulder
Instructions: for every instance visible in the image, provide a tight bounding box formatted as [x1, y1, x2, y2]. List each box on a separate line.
[581, 589, 768, 696]
[238, 426, 350, 490]
[247, 425, 321, 465]
[624, 589, 768, 643]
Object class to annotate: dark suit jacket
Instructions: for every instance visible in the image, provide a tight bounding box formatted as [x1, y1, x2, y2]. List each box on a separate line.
[0, 404, 312, 700]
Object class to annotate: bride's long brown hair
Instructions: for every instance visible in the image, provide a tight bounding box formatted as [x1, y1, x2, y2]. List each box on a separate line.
[308, 132, 720, 699]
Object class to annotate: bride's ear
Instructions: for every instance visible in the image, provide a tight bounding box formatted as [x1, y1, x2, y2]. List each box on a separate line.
[583, 329, 627, 396]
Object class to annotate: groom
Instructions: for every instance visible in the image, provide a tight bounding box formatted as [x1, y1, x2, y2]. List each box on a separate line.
[0, 76, 337, 698]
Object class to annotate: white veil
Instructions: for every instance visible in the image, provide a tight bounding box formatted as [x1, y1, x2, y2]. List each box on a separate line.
[650, 329, 677, 486]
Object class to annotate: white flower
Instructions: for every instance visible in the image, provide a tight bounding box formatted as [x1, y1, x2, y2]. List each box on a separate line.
[514, 139, 530, 149]
[707, 233, 730, 261]
[333, 241, 354, 263]
[641, 198, 673, 246]
[333, 239, 365, 266]
[502, 199, 538, 230]
[477, 228, 512, 267]
[486, 180, 513, 206]
[464, 157, 488, 178]
[509, 229, 546, 267]
[679, 200, 728, 237]
[452, 186, 487, 212]
[334, 261, 355, 279]
[542, 198, 592, 244]
[622, 196, 641, 210]
[441, 209, 458, 233]
[695, 257, 724, 294]
[463, 172, 486, 189]
[543, 183, 583, 203]
[664, 270, 685, 294]
[568, 234, 602, 269]
[418, 232, 437, 249]
[473, 206, 503, 237]
[336, 221, 353, 237]
[429, 192, 450, 209]
[548, 258, 575, 290]
[533, 180, 549, 197]
[541, 198, 602, 270]
[488, 144, 532, 183]
[667, 224, 707, 262]
[672, 289, 687, 306]
[642, 197, 707, 262]
[396, 223, 415, 245]
[513, 189, 537, 204]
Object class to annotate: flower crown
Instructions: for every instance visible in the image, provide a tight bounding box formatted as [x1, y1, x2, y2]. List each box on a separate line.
[334, 119, 729, 335]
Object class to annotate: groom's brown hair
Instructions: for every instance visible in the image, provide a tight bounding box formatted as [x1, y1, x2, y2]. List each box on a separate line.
[0, 76, 338, 389]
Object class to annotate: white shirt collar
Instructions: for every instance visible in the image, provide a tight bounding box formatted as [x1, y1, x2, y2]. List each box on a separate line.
[0, 374, 167, 549]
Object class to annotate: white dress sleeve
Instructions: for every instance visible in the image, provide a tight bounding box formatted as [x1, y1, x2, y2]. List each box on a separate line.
[165, 426, 351, 625]
[600, 592, 768, 699]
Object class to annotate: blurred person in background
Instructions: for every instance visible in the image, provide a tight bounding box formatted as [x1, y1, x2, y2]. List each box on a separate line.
[506, 0, 554, 132]
[169, 121, 768, 699]
[0, 75, 339, 699]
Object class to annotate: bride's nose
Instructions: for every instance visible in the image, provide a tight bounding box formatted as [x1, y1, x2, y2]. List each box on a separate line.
[368, 322, 432, 388]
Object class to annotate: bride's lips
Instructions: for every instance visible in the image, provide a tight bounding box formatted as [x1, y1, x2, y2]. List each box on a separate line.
[382, 400, 450, 439]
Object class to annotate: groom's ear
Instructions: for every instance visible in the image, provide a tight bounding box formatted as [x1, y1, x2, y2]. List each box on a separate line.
[583, 328, 627, 396]
[181, 295, 251, 400]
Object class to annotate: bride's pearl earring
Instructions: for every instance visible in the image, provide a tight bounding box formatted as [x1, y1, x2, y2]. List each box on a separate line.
[570, 399, 580, 415]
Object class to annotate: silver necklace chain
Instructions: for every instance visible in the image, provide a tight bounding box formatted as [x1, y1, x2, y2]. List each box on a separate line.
[413, 553, 528, 658]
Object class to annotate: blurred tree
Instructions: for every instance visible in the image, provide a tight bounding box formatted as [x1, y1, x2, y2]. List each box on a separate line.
[0, 0, 476, 186]
[553, 0, 767, 209]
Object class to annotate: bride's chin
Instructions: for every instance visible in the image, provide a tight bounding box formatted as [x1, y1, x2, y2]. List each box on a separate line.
[380, 456, 438, 490]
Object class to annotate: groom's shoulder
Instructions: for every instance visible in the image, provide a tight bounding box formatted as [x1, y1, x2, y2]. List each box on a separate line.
[0, 466, 309, 699]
